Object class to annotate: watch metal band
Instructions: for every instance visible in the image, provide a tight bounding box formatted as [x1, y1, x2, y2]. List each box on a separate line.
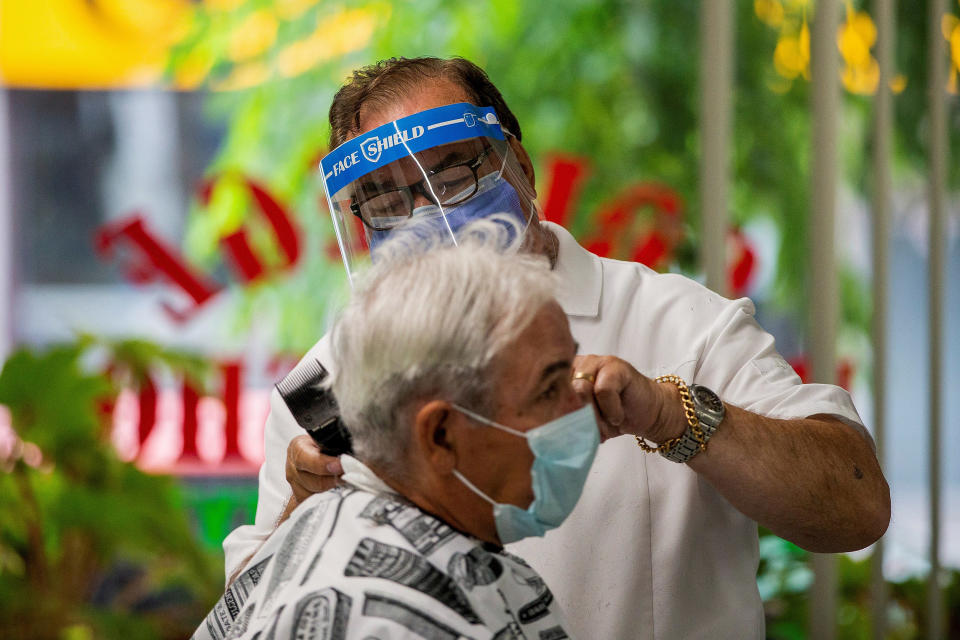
[660, 384, 725, 464]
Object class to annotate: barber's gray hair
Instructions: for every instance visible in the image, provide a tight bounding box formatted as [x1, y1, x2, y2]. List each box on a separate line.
[330, 217, 558, 475]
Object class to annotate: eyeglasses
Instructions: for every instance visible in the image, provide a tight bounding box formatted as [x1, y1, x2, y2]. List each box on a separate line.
[350, 147, 493, 231]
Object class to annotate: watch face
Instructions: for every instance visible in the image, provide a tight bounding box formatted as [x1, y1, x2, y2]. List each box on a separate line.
[693, 386, 724, 412]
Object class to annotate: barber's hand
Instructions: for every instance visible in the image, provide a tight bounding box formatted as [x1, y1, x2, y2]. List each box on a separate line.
[571, 355, 684, 444]
[285, 435, 344, 505]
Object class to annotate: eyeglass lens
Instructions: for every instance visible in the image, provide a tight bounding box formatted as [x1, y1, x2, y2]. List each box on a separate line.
[357, 151, 490, 230]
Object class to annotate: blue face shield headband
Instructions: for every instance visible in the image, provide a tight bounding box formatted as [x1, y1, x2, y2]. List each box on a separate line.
[319, 103, 538, 286]
[450, 403, 600, 545]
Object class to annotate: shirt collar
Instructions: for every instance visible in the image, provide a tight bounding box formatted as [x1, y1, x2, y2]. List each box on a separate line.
[340, 454, 398, 495]
[542, 221, 602, 318]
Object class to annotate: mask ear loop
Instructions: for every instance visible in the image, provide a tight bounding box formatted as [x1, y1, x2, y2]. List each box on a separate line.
[452, 469, 498, 506]
[393, 120, 458, 246]
[450, 402, 524, 509]
[452, 404, 527, 438]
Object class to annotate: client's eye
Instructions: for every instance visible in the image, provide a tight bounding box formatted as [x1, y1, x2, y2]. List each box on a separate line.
[540, 381, 561, 401]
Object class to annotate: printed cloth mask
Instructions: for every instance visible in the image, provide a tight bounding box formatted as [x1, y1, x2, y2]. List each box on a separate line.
[450, 403, 599, 544]
[366, 170, 528, 254]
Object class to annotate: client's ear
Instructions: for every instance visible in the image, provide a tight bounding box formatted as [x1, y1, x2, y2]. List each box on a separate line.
[411, 400, 458, 473]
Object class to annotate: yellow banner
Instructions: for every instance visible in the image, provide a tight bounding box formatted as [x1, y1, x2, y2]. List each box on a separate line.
[0, 0, 191, 89]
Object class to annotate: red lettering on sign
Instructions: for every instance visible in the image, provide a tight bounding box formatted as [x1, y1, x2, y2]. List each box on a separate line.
[94, 215, 222, 322]
[221, 361, 243, 461]
[787, 355, 856, 391]
[198, 177, 302, 284]
[728, 228, 758, 296]
[112, 360, 266, 474]
[540, 155, 589, 227]
[632, 231, 669, 268]
[581, 183, 683, 270]
[221, 231, 265, 281]
[137, 376, 157, 450]
[179, 379, 201, 462]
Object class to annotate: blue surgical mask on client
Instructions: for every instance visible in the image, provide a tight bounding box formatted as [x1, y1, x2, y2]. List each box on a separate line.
[450, 403, 599, 545]
[366, 172, 529, 253]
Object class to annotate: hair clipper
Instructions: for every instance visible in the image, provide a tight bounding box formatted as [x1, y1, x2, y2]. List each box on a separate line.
[275, 359, 353, 456]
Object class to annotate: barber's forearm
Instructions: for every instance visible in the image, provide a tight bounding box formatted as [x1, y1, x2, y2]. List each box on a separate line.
[572, 356, 890, 552]
[682, 403, 890, 552]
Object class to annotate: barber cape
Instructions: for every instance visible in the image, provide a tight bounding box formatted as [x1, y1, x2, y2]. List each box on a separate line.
[195, 456, 572, 640]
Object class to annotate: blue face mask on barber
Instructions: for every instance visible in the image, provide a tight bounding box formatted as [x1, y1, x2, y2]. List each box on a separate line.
[450, 403, 600, 545]
[366, 172, 529, 255]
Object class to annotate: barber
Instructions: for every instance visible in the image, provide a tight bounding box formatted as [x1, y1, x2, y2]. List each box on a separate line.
[225, 56, 890, 640]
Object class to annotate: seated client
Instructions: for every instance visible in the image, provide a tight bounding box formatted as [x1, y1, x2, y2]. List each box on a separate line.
[193, 224, 599, 639]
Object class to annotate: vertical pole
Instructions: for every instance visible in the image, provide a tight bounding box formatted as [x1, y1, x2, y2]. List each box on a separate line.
[926, 0, 947, 637]
[0, 89, 12, 362]
[808, 0, 841, 637]
[870, 0, 894, 637]
[699, 0, 734, 296]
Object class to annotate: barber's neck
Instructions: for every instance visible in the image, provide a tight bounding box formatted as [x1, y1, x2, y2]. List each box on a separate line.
[522, 220, 559, 269]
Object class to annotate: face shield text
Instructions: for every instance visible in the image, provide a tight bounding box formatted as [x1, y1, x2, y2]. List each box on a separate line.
[331, 151, 360, 178]
[361, 125, 425, 163]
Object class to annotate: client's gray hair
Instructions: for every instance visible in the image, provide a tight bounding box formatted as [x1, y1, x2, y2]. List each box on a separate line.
[330, 217, 558, 476]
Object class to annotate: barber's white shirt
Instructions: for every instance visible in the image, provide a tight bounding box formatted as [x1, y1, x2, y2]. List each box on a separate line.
[224, 222, 866, 640]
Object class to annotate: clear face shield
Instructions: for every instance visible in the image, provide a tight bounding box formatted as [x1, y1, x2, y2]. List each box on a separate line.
[319, 103, 538, 286]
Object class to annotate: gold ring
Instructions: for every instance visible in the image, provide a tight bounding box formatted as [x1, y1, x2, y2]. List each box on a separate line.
[573, 371, 596, 384]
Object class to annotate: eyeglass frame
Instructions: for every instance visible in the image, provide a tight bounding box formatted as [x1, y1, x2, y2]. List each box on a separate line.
[349, 146, 495, 231]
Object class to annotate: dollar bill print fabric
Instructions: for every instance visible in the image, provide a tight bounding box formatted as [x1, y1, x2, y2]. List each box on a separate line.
[192, 456, 573, 640]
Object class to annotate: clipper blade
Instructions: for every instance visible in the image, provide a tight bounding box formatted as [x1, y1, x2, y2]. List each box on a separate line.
[275, 359, 352, 456]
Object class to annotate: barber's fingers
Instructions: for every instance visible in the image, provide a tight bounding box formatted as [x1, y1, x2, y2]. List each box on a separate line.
[571, 354, 602, 402]
[595, 361, 636, 439]
[594, 377, 627, 428]
[285, 435, 343, 502]
[573, 355, 629, 441]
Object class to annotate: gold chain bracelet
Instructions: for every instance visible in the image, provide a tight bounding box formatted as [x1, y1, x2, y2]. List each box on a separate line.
[635, 375, 705, 454]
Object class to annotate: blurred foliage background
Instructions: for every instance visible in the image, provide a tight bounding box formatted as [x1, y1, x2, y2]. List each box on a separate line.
[0, 340, 223, 639]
